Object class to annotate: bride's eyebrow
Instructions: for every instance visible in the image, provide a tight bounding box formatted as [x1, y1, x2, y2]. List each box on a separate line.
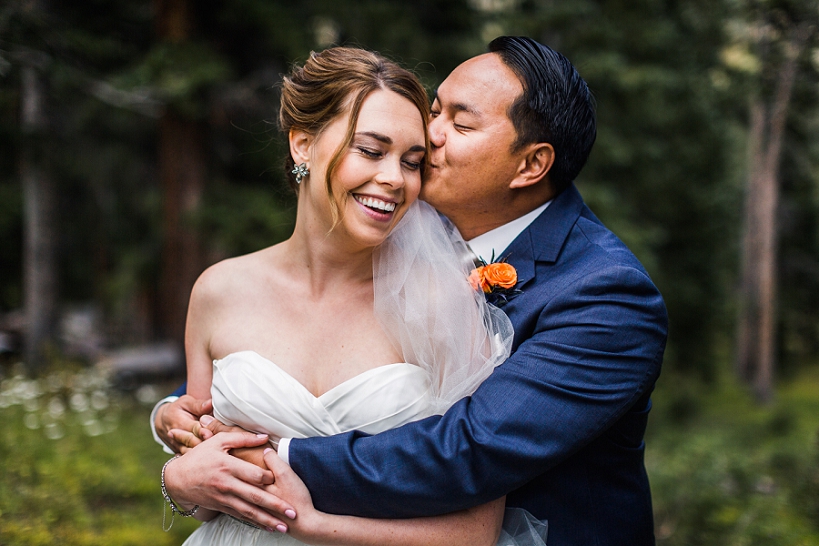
[356, 131, 392, 144]
[355, 131, 425, 153]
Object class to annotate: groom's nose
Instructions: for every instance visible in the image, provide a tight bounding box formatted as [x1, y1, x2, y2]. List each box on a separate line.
[428, 115, 445, 149]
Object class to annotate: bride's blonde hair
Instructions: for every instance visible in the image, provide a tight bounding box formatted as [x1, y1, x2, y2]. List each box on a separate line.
[279, 47, 431, 226]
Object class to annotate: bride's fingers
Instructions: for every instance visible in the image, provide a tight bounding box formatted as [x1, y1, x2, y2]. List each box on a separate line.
[263, 448, 290, 477]
[224, 483, 298, 528]
[214, 430, 272, 451]
[219, 494, 291, 532]
[229, 455, 275, 486]
[262, 448, 311, 517]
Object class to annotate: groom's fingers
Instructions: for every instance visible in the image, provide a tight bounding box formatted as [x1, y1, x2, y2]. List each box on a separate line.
[177, 394, 213, 418]
[156, 395, 212, 452]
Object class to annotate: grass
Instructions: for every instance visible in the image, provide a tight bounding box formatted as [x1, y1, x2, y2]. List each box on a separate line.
[0, 366, 199, 545]
[646, 369, 819, 545]
[1, 362, 818, 545]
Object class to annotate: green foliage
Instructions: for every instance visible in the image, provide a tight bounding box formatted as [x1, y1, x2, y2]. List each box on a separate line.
[2, 364, 818, 545]
[2, 0, 819, 378]
[195, 179, 296, 257]
[499, 0, 741, 378]
[0, 371, 198, 545]
[117, 41, 233, 118]
[647, 369, 819, 544]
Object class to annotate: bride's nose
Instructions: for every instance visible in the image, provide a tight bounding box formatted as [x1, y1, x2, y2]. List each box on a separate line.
[374, 157, 404, 188]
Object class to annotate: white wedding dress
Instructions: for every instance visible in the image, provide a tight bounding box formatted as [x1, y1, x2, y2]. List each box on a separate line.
[181, 350, 434, 545]
[182, 351, 547, 546]
[180, 202, 546, 545]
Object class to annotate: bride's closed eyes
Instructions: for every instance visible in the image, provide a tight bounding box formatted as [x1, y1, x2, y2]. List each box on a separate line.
[352, 133, 425, 171]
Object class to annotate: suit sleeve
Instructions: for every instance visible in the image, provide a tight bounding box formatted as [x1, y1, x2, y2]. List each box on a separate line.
[170, 382, 187, 398]
[288, 263, 667, 518]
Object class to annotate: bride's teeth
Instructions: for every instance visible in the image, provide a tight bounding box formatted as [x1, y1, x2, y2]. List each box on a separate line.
[355, 195, 396, 213]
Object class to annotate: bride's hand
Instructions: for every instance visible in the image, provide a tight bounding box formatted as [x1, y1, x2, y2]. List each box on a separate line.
[187, 415, 282, 469]
[163, 431, 297, 531]
[263, 448, 328, 540]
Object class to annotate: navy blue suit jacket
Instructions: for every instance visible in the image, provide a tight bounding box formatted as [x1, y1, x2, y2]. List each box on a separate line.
[286, 184, 668, 545]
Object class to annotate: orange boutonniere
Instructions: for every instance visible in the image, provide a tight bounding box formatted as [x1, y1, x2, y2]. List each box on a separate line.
[469, 255, 522, 306]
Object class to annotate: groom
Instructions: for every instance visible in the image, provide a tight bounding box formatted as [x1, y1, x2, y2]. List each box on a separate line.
[155, 36, 667, 545]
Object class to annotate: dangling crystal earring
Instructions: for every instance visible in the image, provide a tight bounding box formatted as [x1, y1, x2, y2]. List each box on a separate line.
[292, 163, 309, 184]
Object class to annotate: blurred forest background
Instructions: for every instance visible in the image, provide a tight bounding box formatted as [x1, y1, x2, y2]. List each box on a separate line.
[2, 0, 819, 544]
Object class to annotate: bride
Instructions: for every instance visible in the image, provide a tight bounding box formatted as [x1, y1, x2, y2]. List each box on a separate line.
[161, 46, 541, 545]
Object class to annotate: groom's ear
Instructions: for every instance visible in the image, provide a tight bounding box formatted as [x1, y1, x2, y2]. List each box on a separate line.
[509, 142, 555, 190]
[289, 128, 313, 165]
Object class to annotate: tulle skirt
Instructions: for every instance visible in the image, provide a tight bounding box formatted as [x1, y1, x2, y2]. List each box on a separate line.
[498, 507, 548, 545]
[181, 514, 298, 546]
[181, 507, 546, 545]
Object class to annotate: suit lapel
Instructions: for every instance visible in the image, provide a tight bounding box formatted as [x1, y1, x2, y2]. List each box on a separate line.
[502, 184, 586, 292]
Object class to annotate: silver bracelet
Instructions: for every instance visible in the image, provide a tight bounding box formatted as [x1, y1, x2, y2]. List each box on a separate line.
[161, 455, 199, 531]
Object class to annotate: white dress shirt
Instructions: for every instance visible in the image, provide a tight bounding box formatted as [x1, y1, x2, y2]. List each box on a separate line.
[465, 201, 551, 264]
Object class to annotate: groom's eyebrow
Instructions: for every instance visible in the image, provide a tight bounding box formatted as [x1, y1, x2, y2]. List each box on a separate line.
[357, 131, 425, 152]
[433, 91, 480, 117]
[452, 102, 479, 116]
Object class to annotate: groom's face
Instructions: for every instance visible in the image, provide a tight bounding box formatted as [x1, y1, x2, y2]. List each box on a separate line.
[421, 53, 526, 238]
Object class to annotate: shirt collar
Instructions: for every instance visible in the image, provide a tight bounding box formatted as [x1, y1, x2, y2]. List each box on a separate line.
[466, 200, 551, 263]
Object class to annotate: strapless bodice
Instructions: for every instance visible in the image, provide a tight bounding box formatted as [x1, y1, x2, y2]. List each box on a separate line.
[211, 350, 433, 439]
[187, 360, 547, 546]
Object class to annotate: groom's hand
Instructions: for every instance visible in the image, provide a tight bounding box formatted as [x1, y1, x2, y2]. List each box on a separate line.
[163, 431, 297, 530]
[156, 394, 213, 453]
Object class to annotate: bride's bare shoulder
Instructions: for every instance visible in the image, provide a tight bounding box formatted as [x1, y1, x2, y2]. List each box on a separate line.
[191, 244, 286, 305]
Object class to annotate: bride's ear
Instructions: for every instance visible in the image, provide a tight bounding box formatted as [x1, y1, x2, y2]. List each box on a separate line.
[289, 128, 313, 166]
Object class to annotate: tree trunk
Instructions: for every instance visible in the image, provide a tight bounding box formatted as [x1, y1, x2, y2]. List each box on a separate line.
[20, 57, 58, 374]
[154, 0, 207, 344]
[157, 113, 206, 344]
[735, 25, 811, 403]
[735, 102, 765, 384]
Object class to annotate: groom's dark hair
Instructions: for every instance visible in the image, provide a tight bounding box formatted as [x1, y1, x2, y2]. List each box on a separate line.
[489, 36, 596, 194]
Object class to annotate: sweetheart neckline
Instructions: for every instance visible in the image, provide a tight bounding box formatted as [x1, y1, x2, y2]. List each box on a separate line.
[213, 350, 422, 400]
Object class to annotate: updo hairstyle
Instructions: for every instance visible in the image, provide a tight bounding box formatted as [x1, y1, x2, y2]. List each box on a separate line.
[279, 47, 430, 224]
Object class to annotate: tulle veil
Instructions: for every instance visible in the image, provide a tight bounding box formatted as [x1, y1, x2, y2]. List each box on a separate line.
[372, 200, 513, 415]
[373, 200, 548, 546]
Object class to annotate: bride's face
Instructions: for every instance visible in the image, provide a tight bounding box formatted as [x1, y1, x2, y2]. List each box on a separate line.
[301, 88, 426, 248]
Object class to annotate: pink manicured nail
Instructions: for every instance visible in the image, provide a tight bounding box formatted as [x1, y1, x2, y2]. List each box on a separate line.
[256, 433, 268, 439]
[276, 524, 288, 533]
[285, 509, 296, 519]
[264, 447, 273, 454]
